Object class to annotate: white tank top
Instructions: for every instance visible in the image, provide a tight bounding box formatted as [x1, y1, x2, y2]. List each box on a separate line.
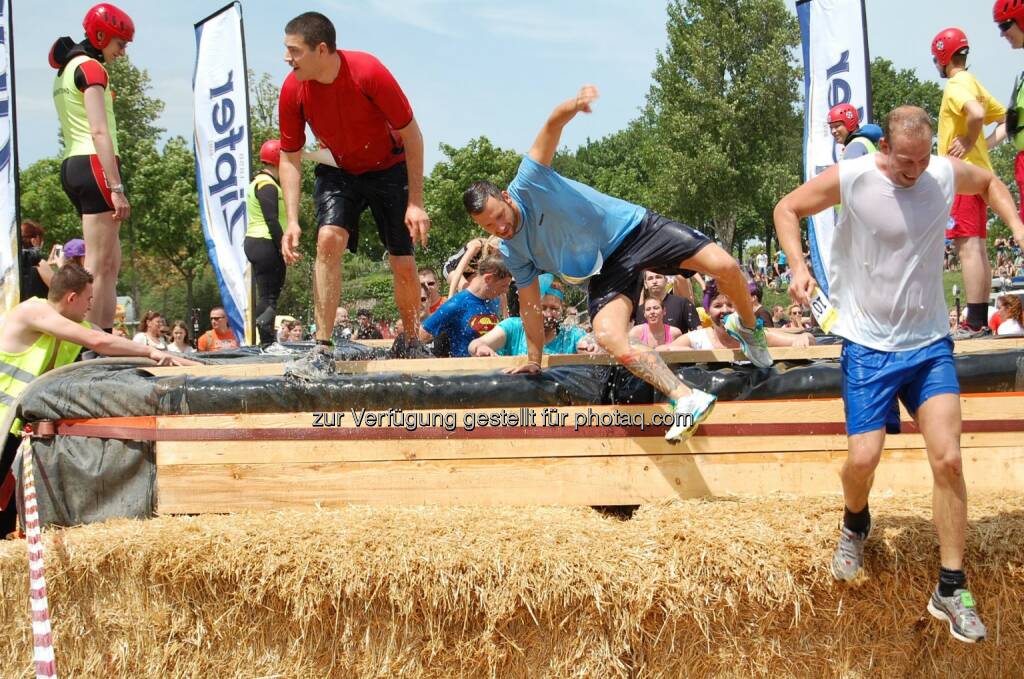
[685, 327, 715, 350]
[830, 154, 955, 351]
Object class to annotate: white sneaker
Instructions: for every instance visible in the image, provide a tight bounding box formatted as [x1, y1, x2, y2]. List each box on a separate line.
[664, 389, 716, 443]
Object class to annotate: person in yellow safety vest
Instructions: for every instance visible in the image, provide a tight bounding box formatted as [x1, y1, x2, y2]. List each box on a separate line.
[245, 140, 288, 344]
[827, 103, 882, 160]
[0, 264, 198, 537]
[992, 1, 1024, 222]
[49, 3, 134, 334]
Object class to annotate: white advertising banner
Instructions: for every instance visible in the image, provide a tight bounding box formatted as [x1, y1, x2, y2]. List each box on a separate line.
[797, 0, 871, 295]
[0, 0, 18, 318]
[194, 2, 251, 343]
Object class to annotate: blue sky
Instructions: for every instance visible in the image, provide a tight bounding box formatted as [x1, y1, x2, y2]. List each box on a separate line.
[11, 1, 1017, 173]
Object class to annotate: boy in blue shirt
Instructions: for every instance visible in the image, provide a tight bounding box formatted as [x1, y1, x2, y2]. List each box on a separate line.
[462, 85, 770, 442]
[420, 255, 511, 357]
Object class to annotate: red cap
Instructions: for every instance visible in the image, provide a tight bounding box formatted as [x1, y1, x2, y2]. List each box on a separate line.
[83, 3, 135, 50]
[827, 104, 859, 132]
[932, 28, 969, 67]
[259, 140, 281, 166]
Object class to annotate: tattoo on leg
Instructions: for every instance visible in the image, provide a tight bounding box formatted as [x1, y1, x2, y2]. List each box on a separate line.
[619, 340, 684, 398]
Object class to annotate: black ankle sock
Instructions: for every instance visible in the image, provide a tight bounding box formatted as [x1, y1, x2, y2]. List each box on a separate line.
[966, 303, 988, 330]
[316, 339, 333, 347]
[939, 567, 966, 597]
[843, 505, 870, 537]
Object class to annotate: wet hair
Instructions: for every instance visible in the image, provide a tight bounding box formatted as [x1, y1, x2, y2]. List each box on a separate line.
[285, 12, 336, 52]
[48, 263, 92, 302]
[463, 181, 504, 215]
[883, 106, 932, 144]
[475, 254, 511, 279]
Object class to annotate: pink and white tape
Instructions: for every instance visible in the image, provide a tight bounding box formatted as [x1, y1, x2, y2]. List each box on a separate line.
[20, 436, 57, 679]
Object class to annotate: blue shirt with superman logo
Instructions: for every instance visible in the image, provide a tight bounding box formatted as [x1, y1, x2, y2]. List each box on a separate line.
[422, 289, 500, 357]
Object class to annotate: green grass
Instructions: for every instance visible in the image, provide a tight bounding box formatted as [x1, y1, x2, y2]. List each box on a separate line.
[760, 270, 966, 312]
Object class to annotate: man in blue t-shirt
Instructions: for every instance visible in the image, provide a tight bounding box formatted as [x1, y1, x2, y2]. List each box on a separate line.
[420, 255, 511, 356]
[461, 85, 771, 443]
[468, 282, 589, 357]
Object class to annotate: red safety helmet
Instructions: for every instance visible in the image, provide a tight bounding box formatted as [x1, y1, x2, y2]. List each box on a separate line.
[931, 28, 969, 67]
[827, 103, 860, 132]
[83, 3, 135, 50]
[259, 139, 281, 166]
[994, 0, 1024, 27]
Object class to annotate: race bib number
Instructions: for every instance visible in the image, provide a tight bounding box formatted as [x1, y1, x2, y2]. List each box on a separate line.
[810, 286, 838, 334]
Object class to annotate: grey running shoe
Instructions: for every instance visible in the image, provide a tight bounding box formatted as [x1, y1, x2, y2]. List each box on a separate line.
[284, 345, 337, 380]
[928, 588, 987, 643]
[723, 313, 773, 368]
[664, 388, 716, 443]
[830, 525, 869, 581]
[951, 324, 992, 341]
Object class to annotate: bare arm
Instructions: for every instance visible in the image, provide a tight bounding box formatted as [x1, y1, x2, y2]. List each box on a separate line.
[773, 165, 841, 304]
[469, 326, 508, 357]
[952, 158, 1024, 246]
[528, 85, 599, 167]
[83, 86, 128, 221]
[504, 280, 544, 373]
[948, 100, 986, 159]
[279, 150, 303, 264]
[396, 117, 430, 247]
[447, 240, 483, 298]
[987, 122, 1008, 149]
[659, 332, 695, 351]
[766, 329, 815, 347]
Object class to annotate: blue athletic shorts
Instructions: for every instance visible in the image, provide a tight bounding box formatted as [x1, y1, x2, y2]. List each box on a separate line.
[840, 337, 959, 436]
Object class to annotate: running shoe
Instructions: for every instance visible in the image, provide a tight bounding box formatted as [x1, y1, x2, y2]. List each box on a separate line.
[928, 588, 987, 643]
[284, 344, 337, 380]
[951, 324, 992, 341]
[664, 388, 716, 443]
[831, 525, 870, 581]
[723, 313, 773, 368]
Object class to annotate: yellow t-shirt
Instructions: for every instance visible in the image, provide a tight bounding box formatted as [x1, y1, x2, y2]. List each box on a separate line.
[937, 71, 1006, 172]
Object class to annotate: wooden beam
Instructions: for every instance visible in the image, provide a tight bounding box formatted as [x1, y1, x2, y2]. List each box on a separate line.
[155, 446, 1024, 512]
[144, 338, 1024, 379]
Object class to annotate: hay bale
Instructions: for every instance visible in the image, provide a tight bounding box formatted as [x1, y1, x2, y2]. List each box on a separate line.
[1, 494, 1022, 678]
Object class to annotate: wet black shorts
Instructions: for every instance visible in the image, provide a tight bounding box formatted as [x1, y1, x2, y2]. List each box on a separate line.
[587, 210, 712, 320]
[313, 161, 413, 257]
[60, 154, 120, 216]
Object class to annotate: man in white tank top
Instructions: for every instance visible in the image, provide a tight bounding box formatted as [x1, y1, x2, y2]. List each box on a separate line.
[774, 106, 1024, 643]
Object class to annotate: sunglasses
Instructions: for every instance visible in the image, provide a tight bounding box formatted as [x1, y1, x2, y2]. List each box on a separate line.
[424, 281, 436, 287]
[1000, 19, 1017, 32]
[210, 315, 225, 320]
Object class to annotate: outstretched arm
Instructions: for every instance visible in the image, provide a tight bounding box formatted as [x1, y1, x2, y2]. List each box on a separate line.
[528, 85, 599, 167]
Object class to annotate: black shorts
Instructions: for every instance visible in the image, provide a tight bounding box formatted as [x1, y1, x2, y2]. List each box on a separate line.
[587, 210, 712, 320]
[60, 154, 120, 216]
[313, 161, 413, 256]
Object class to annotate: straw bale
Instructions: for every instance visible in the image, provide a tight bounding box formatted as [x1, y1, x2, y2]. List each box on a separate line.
[1, 494, 1022, 678]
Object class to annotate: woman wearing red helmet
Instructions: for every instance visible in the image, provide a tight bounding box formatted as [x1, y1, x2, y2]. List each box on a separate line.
[244, 140, 288, 344]
[49, 3, 134, 332]
[933, 27, 1007, 338]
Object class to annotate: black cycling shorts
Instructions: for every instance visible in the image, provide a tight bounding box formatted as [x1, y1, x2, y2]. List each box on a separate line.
[587, 210, 712, 321]
[313, 161, 413, 256]
[60, 154, 120, 216]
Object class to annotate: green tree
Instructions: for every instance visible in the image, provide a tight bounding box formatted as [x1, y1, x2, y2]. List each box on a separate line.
[421, 136, 521, 272]
[19, 158, 79, 245]
[644, 0, 803, 254]
[869, 57, 943, 124]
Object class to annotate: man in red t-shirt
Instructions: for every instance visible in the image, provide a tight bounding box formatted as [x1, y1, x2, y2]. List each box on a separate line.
[278, 12, 430, 374]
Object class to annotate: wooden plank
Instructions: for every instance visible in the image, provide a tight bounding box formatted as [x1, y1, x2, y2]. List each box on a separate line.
[155, 430, 1020, 466]
[155, 446, 1024, 512]
[143, 338, 1024, 379]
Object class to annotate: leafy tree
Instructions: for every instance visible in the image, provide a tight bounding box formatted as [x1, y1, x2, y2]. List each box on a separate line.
[421, 136, 521, 272]
[643, 0, 803, 253]
[19, 158, 79, 244]
[869, 57, 943, 124]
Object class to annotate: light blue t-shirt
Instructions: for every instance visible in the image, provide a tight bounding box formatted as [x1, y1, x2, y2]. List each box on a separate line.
[495, 316, 587, 356]
[500, 156, 646, 288]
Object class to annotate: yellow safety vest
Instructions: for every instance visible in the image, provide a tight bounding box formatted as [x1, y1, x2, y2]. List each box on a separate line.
[244, 172, 286, 240]
[53, 54, 119, 158]
[0, 299, 88, 434]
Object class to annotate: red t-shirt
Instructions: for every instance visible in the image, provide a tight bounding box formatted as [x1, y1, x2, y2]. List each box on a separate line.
[279, 50, 413, 175]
